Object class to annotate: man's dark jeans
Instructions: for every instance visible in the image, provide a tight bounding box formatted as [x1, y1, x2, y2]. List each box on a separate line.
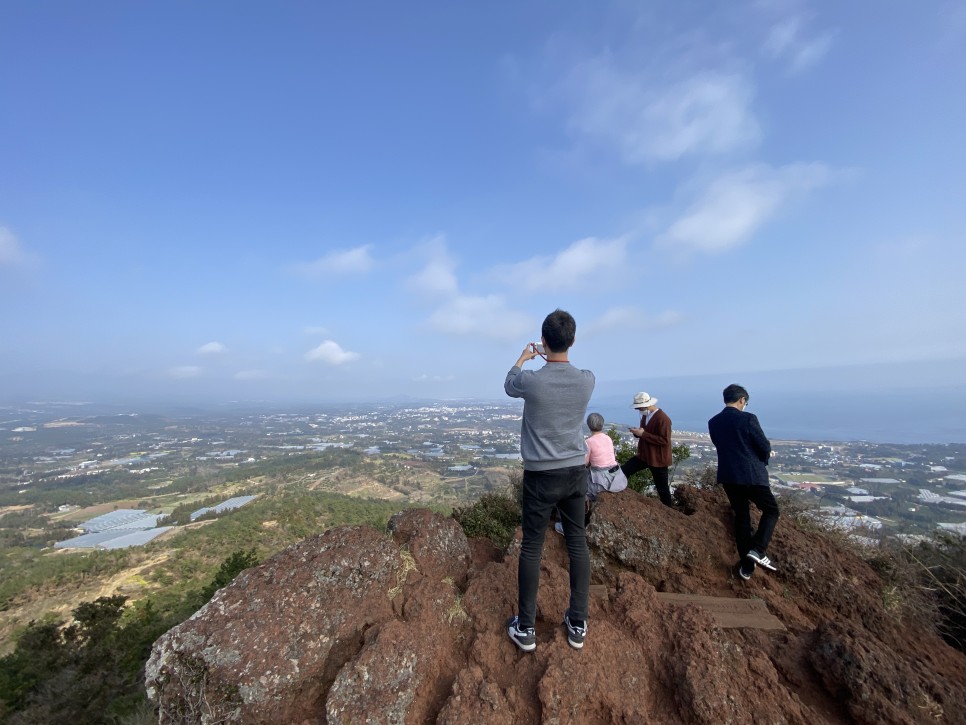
[517, 465, 589, 629]
[620, 457, 673, 507]
[722, 483, 780, 559]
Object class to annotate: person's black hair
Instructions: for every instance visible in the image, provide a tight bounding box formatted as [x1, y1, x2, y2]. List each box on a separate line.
[541, 309, 576, 353]
[723, 384, 749, 405]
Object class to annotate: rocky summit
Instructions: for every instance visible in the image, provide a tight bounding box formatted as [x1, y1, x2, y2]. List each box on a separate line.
[145, 487, 966, 724]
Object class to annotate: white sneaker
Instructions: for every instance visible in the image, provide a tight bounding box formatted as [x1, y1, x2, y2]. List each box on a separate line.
[747, 549, 777, 571]
[554, 521, 564, 536]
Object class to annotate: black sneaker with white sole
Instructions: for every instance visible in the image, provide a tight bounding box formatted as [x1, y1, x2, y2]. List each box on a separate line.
[747, 549, 777, 571]
[507, 615, 536, 652]
[738, 560, 755, 580]
[564, 612, 587, 649]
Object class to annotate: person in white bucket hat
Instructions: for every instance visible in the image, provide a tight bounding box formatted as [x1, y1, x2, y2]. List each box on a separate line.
[621, 391, 674, 507]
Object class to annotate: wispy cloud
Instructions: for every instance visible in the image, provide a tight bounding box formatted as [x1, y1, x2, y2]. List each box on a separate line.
[636, 72, 760, 162]
[403, 238, 531, 341]
[292, 245, 374, 277]
[428, 295, 533, 341]
[405, 235, 458, 298]
[414, 373, 455, 383]
[197, 341, 228, 356]
[657, 163, 833, 254]
[763, 16, 835, 73]
[234, 369, 272, 381]
[492, 236, 628, 290]
[305, 340, 360, 365]
[556, 53, 760, 163]
[583, 307, 685, 336]
[0, 227, 30, 267]
[303, 326, 329, 336]
[168, 365, 203, 379]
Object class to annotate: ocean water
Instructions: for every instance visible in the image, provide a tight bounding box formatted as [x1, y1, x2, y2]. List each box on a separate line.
[589, 387, 966, 444]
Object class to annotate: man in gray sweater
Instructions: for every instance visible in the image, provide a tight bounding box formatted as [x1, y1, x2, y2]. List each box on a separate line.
[504, 309, 595, 651]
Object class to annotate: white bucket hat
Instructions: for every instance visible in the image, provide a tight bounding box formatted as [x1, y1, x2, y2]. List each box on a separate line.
[631, 392, 658, 409]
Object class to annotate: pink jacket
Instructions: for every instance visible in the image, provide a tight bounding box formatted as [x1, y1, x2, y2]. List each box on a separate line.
[585, 432, 618, 468]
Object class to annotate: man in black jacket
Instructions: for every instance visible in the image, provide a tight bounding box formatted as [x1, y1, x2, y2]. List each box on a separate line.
[708, 384, 779, 581]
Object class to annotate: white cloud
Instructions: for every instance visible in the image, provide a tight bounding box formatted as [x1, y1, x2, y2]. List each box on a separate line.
[636, 72, 761, 162]
[658, 163, 833, 254]
[414, 373, 455, 383]
[305, 340, 360, 365]
[0, 227, 28, 267]
[428, 295, 533, 341]
[405, 236, 458, 298]
[583, 307, 685, 336]
[558, 54, 760, 163]
[168, 365, 203, 379]
[292, 245, 374, 277]
[763, 17, 834, 73]
[197, 341, 228, 356]
[234, 369, 271, 381]
[493, 236, 628, 291]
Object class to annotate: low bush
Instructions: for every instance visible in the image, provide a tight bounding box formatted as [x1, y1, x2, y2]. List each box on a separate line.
[895, 533, 966, 651]
[680, 463, 717, 490]
[452, 472, 522, 550]
[608, 427, 690, 494]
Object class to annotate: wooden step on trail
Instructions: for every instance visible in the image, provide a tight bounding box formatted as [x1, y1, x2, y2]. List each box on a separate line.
[657, 592, 785, 631]
[589, 585, 785, 631]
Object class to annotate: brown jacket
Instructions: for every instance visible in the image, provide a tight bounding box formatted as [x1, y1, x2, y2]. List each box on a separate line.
[635, 408, 673, 468]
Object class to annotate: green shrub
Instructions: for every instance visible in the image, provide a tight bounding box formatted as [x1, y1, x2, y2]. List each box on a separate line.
[452, 477, 522, 551]
[608, 428, 690, 494]
[199, 548, 259, 604]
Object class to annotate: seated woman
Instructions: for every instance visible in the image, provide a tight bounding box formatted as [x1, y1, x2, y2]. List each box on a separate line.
[556, 412, 628, 534]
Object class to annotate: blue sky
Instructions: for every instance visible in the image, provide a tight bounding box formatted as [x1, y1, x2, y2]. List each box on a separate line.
[2, 1, 965, 405]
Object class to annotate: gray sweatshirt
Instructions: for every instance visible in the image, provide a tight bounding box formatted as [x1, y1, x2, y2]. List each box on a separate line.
[505, 362, 595, 471]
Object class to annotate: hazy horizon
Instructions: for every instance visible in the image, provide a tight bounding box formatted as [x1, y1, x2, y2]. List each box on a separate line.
[4, 357, 964, 445]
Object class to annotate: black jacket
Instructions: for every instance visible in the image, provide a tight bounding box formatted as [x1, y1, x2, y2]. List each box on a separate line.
[708, 406, 771, 487]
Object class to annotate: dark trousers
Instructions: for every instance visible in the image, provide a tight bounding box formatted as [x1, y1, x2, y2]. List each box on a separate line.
[722, 483, 780, 560]
[621, 457, 673, 507]
[518, 465, 590, 629]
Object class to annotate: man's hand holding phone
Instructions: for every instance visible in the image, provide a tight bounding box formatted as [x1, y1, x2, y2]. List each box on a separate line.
[514, 341, 550, 368]
[515, 343, 539, 368]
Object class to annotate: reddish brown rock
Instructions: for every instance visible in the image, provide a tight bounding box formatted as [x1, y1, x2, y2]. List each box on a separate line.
[387, 508, 471, 587]
[146, 486, 966, 724]
[146, 525, 402, 723]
